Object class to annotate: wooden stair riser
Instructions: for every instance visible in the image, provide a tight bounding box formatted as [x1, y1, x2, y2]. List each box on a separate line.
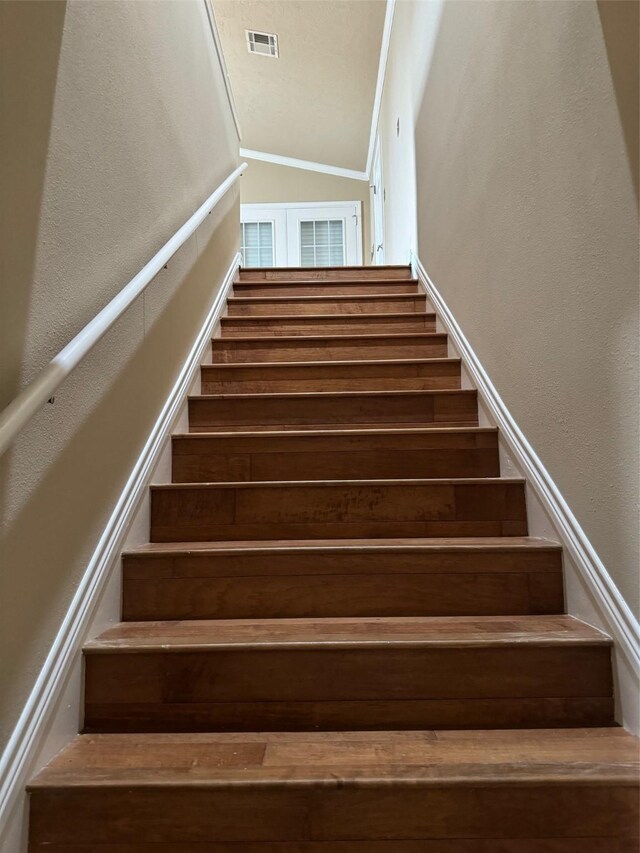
[29, 785, 637, 848]
[122, 546, 564, 621]
[122, 571, 564, 622]
[212, 333, 448, 363]
[150, 480, 528, 542]
[227, 295, 427, 316]
[234, 281, 421, 296]
[83, 644, 612, 732]
[171, 429, 499, 483]
[188, 390, 479, 432]
[200, 360, 461, 394]
[220, 313, 437, 337]
[238, 266, 414, 281]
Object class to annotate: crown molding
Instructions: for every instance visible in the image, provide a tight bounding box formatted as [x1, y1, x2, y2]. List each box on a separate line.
[239, 148, 369, 182]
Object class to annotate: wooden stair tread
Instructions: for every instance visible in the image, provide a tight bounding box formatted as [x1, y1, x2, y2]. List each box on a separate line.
[227, 294, 426, 304]
[172, 426, 498, 439]
[152, 476, 525, 489]
[234, 281, 420, 287]
[221, 311, 436, 322]
[189, 388, 476, 401]
[203, 357, 459, 370]
[124, 536, 563, 557]
[227, 297, 427, 317]
[85, 615, 608, 651]
[29, 728, 639, 789]
[200, 358, 462, 393]
[214, 331, 445, 342]
[233, 281, 421, 294]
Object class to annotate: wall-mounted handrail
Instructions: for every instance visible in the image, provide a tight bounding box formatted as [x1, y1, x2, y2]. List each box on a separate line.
[0, 162, 248, 458]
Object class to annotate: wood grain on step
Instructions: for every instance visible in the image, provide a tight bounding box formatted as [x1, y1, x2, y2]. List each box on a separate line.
[31, 728, 638, 784]
[87, 615, 607, 650]
[149, 479, 527, 542]
[28, 788, 638, 847]
[234, 280, 421, 296]
[200, 358, 461, 394]
[82, 696, 615, 734]
[227, 294, 428, 316]
[83, 661, 612, 732]
[122, 571, 563, 621]
[124, 537, 563, 576]
[220, 313, 437, 336]
[123, 537, 564, 619]
[212, 332, 448, 363]
[238, 265, 413, 281]
[171, 428, 498, 483]
[126, 535, 562, 555]
[32, 730, 635, 846]
[188, 389, 479, 432]
[122, 537, 563, 620]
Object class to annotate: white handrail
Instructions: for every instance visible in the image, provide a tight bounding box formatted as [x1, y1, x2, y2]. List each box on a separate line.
[0, 162, 247, 457]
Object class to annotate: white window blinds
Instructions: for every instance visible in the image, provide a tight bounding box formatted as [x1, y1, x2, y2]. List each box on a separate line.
[241, 221, 274, 267]
[300, 219, 345, 267]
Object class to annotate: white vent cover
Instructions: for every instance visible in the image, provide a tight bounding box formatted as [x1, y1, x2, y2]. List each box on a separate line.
[246, 29, 279, 57]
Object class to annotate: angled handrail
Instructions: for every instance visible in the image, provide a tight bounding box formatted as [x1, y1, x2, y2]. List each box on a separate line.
[0, 162, 248, 457]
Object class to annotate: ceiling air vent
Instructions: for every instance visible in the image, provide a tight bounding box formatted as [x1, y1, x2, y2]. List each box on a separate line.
[246, 29, 279, 58]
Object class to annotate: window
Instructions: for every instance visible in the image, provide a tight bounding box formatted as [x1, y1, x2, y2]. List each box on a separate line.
[299, 219, 345, 267]
[241, 221, 274, 267]
[240, 202, 361, 267]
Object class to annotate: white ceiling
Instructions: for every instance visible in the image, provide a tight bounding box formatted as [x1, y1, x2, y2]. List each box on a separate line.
[213, 0, 386, 172]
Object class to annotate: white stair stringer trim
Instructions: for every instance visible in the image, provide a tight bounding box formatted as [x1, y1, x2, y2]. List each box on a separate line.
[0, 252, 241, 850]
[412, 252, 640, 688]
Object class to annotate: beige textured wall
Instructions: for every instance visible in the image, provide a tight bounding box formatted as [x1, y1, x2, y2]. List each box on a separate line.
[0, 0, 239, 749]
[381, 0, 639, 613]
[241, 158, 372, 263]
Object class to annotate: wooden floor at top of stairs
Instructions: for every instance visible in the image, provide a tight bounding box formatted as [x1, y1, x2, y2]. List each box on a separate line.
[237, 264, 414, 281]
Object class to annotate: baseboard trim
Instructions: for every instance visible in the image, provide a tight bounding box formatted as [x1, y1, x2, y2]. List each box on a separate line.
[0, 251, 241, 842]
[412, 252, 640, 675]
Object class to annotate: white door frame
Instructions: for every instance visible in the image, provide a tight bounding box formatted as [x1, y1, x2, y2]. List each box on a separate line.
[241, 201, 363, 266]
[371, 135, 385, 265]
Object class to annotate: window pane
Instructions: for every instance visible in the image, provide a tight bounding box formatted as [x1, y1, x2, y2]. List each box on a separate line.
[299, 218, 344, 267]
[241, 221, 274, 267]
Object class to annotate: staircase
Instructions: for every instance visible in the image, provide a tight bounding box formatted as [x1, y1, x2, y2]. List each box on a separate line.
[28, 265, 639, 850]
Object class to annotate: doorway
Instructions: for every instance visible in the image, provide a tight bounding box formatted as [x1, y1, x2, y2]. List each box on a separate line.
[240, 201, 362, 267]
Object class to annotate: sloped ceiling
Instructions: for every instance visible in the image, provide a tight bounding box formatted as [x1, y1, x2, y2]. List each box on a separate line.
[213, 0, 386, 172]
